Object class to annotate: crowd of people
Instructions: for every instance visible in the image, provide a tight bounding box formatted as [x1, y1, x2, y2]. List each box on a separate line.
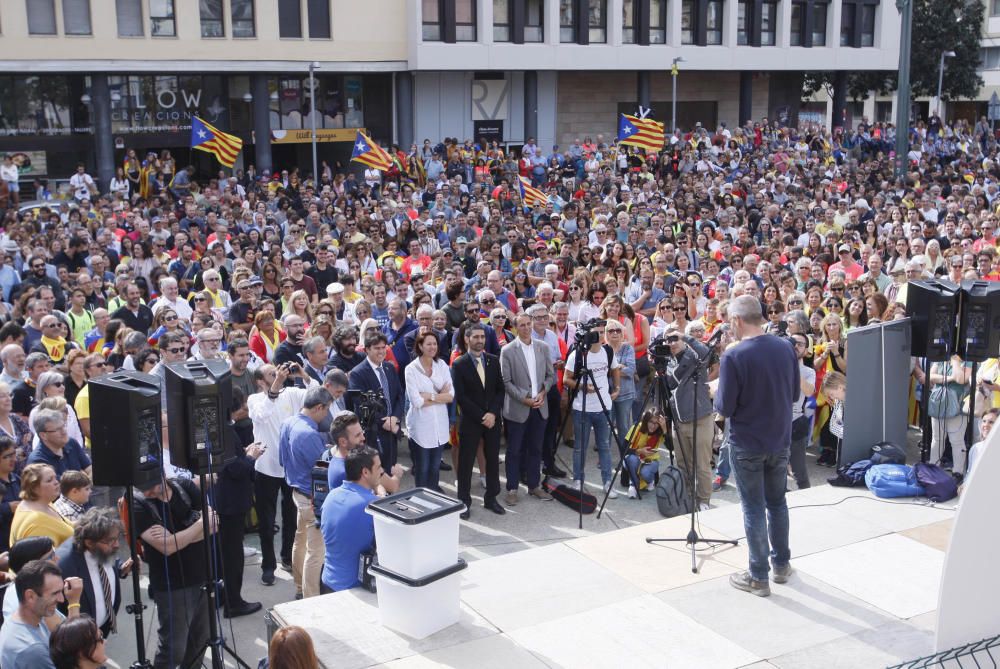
[0, 108, 997, 664]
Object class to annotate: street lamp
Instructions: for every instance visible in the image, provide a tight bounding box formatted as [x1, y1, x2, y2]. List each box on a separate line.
[937, 50, 957, 119]
[308, 61, 320, 186]
[671, 57, 685, 136]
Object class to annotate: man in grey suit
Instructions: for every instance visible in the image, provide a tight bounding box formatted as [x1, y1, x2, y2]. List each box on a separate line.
[500, 312, 556, 505]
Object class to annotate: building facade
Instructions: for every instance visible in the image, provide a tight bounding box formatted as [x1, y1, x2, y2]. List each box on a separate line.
[0, 0, 898, 191]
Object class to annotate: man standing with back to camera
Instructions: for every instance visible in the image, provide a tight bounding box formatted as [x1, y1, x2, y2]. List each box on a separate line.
[714, 295, 799, 597]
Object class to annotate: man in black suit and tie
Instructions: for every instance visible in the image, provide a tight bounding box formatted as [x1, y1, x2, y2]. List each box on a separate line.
[347, 331, 404, 470]
[451, 322, 505, 519]
[56, 507, 135, 638]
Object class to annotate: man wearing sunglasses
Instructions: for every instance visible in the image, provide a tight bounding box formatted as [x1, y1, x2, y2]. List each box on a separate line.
[17, 255, 65, 312]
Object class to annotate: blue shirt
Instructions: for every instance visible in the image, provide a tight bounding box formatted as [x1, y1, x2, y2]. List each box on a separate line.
[320, 481, 377, 592]
[278, 414, 328, 495]
[0, 266, 20, 303]
[714, 335, 799, 454]
[326, 454, 346, 491]
[26, 439, 92, 478]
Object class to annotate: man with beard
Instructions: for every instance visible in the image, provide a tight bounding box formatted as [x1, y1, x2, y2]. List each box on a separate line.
[110, 283, 153, 334]
[328, 325, 365, 374]
[17, 255, 65, 312]
[56, 508, 136, 638]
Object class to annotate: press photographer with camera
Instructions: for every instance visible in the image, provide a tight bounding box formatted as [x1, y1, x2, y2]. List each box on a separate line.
[131, 474, 218, 668]
[656, 324, 716, 510]
[564, 319, 622, 498]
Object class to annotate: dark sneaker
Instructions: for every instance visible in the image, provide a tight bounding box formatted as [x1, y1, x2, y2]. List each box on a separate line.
[729, 571, 771, 597]
[772, 563, 793, 584]
[260, 569, 275, 586]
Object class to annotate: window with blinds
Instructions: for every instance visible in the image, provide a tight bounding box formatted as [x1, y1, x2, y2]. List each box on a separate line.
[27, 0, 57, 34]
[63, 0, 92, 35]
[116, 0, 144, 36]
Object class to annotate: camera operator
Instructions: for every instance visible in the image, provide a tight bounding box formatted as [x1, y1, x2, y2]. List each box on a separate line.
[564, 321, 622, 497]
[714, 295, 799, 597]
[319, 446, 382, 593]
[131, 474, 219, 669]
[660, 325, 716, 510]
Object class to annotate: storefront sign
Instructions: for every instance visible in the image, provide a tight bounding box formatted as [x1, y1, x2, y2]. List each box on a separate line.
[472, 79, 509, 121]
[473, 120, 504, 144]
[269, 128, 362, 144]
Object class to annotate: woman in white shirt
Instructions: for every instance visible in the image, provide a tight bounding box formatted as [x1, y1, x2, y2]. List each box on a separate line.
[404, 330, 453, 491]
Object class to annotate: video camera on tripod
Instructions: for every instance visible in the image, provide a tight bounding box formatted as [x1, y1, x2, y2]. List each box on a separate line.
[574, 317, 608, 350]
[346, 388, 387, 430]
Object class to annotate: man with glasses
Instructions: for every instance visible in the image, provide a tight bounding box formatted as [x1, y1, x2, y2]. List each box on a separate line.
[110, 283, 153, 335]
[56, 508, 135, 638]
[11, 353, 49, 420]
[30, 316, 68, 366]
[528, 304, 569, 479]
[27, 409, 91, 479]
[193, 328, 224, 362]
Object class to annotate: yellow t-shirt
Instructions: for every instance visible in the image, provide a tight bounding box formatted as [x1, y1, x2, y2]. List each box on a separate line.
[74, 384, 91, 449]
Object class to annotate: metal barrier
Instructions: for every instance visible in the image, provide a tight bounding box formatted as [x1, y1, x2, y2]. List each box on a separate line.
[887, 634, 1000, 669]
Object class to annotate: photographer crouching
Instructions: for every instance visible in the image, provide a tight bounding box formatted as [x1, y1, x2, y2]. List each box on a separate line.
[656, 325, 716, 510]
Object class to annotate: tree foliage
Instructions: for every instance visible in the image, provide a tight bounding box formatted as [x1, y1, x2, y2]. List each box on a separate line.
[801, 0, 984, 102]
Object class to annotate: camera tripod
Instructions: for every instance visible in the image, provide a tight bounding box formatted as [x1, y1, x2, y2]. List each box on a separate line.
[645, 341, 738, 573]
[555, 340, 640, 529]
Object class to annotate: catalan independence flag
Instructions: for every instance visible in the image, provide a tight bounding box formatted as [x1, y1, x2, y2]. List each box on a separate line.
[617, 113, 665, 152]
[351, 130, 393, 171]
[518, 176, 547, 207]
[190, 116, 243, 168]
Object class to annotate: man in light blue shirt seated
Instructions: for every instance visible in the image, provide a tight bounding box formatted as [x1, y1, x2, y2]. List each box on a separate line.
[320, 446, 382, 593]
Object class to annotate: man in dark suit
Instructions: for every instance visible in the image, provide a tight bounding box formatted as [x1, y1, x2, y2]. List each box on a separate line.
[451, 322, 505, 520]
[347, 331, 404, 470]
[56, 507, 135, 638]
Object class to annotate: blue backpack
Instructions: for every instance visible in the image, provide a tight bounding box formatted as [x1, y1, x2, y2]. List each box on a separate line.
[865, 464, 926, 498]
[913, 462, 958, 502]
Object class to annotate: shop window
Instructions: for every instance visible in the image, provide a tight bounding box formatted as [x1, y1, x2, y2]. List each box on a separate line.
[149, 0, 176, 36]
[26, 0, 57, 35]
[63, 0, 92, 35]
[116, 0, 143, 36]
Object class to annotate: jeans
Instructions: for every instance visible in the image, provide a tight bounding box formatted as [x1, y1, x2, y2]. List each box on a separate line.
[411, 441, 443, 490]
[716, 419, 732, 481]
[611, 397, 634, 457]
[152, 585, 211, 669]
[254, 472, 296, 571]
[291, 489, 325, 598]
[542, 385, 562, 469]
[573, 410, 612, 485]
[632, 373, 648, 423]
[624, 453, 658, 488]
[730, 444, 791, 581]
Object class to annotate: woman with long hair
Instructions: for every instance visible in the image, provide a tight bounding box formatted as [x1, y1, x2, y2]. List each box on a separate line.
[260, 262, 282, 303]
[604, 321, 636, 444]
[623, 409, 667, 499]
[599, 294, 635, 347]
[813, 313, 847, 466]
[267, 626, 318, 669]
[287, 289, 314, 325]
[845, 297, 868, 330]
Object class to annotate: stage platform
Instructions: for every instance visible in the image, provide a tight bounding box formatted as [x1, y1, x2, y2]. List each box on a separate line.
[271, 485, 958, 668]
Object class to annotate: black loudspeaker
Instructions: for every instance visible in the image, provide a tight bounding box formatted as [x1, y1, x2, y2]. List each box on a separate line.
[164, 359, 234, 474]
[958, 280, 1000, 363]
[88, 372, 164, 488]
[906, 279, 959, 361]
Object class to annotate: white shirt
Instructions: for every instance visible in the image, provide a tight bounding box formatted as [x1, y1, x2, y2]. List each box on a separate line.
[565, 347, 621, 413]
[84, 551, 116, 629]
[247, 382, 317, 478]
[404, 358, 452, 449]
[70, 173, 95, 200]
[0, 164, 18, 182]
[518, 337, 539, 397]
[532, 328, 561, 365]
[151, 295, 194, 322]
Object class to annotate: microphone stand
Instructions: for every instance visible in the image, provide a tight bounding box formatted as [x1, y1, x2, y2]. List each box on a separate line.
[646, 339, 737, 573]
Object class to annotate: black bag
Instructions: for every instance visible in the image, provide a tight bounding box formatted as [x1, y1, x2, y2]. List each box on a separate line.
[827, 459, 873, 487]
[542, 476, 597, 514]
[870, 442, 906, 465]
[655, 464, 693, 518]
